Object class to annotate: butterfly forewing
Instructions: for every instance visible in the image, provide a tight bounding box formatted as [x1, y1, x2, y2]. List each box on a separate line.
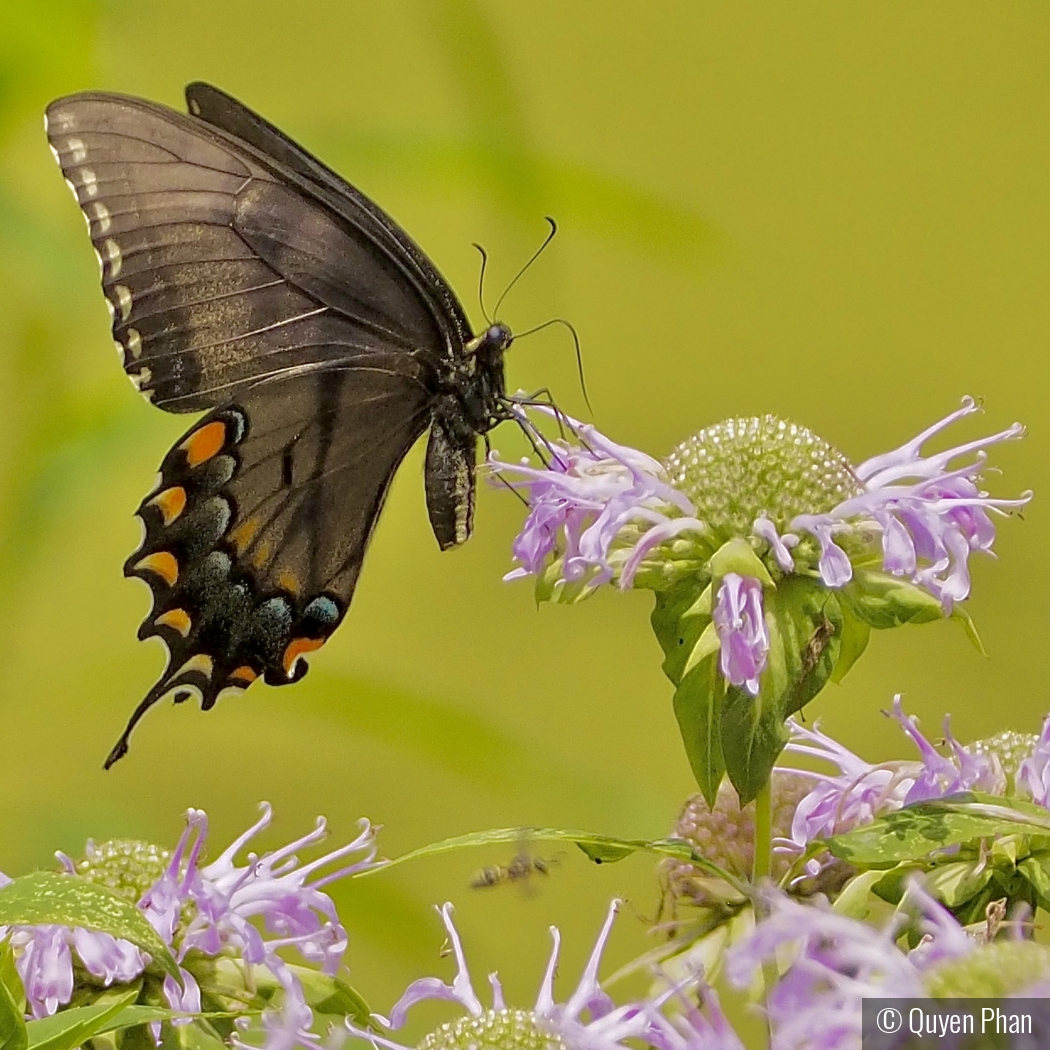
[184, 81, 474, 350]
[45, 94, 451, 410]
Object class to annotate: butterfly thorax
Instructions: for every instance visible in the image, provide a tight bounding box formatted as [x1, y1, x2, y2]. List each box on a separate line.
[435, 322, 513, 442]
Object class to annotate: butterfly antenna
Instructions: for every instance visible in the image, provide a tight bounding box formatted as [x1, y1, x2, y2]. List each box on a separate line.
[515, 317, 591, 414]
[472, 242, 492, 325]
[492, 217, 558, 321]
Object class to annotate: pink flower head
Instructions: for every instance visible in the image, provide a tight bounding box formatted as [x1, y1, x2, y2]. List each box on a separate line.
[791, 397, 1030, 610]
[776, 697, 1016, 871]
[490, 411, 701, 593]
[725, 884, 971, 1050]
[492, 398, 1029, 616]
[0, 805, 382, 1050]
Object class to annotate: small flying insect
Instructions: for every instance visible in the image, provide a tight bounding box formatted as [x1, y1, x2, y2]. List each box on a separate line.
[469, 835, 561, 893]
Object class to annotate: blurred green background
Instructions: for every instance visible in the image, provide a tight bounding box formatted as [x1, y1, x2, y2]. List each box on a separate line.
[0, 0, 1046, 1036]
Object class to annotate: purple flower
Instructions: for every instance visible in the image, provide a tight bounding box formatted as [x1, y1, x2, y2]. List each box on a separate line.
[491, 413, 702, 593]
[775, 698, 1041, 866]
[11, 926, 74, 1018]
[348, 900, 724, 1050]
[1017, 716, 1050, 806]
[888, 698, 1005, 804]
[492, 399, 1029, 615]
[641, 984, 745, 1050]
[725, 883, 971, 1050]
[166, 803, 372, 975]
[0, 805, 382, 1049]
[713, 573, 769, 696]
[2, 916, 146, 1018]
[790, 397, 1029, 610]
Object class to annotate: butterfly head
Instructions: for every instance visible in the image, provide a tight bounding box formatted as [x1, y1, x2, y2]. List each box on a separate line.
[470, 322, 514, 360]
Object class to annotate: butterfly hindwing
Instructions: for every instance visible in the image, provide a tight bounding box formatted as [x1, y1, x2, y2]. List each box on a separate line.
[113, 365, 431, 765]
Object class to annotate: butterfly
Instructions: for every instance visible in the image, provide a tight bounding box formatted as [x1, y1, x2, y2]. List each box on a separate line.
[45, 82, 525, 766]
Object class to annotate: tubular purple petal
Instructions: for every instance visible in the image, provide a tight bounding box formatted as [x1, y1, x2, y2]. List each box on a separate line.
[15, 926, 74, 1018]
[489, 411, 705, 595]
[357, 898, 692, 1050]
[713, 573, 769, 695]
[753, 516, 797, 572]
[71, 928, 144, 985]
[791, 517, 853, 587]
[1017, 716, 1050, 807]
[724, 887, 976, 1050]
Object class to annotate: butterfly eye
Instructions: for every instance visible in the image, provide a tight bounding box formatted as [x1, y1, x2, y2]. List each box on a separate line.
[485, 323, 513, 353]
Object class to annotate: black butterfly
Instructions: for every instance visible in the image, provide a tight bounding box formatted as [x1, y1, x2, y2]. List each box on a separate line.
[45, 83, 523, 766]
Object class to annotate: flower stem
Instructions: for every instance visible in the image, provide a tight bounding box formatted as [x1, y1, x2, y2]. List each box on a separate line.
[753, 780, 776, 1046]
[752, 779, 772, 883]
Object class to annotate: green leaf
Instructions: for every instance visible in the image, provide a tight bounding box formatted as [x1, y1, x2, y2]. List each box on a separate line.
[922, 859, 995, 908]
[293, 969, 372, 1029]
[721, 684, 789, 805]
[828, 794, 1050, 867]
[373, 825, 747, 894]
[950, 604, 986, 655]
[832, 870, 887, 920]
[709, 538, 774, 588]
[830, 607, 871, 684]
[673, 655, 726, 806]
[27, 1002, 239, 1050]
[681, 622, 721, 681]
[841, 569, 945, 630]
[0, 942, 28, 1050]
[0, 874, 180, 985]
[680, 583, 713, 620]
[1018, 853, 1050, 910]
[651, 580, 711, 685]
[25, 989, 138, 1050]
[0, 939, 25, 1017]
[575, 841, 637, 864]
[173, 1021, 228, 1050]
[775, 583, 843, 717]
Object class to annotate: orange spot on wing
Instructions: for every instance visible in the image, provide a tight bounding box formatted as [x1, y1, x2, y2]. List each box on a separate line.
[252, 539, 272, 570]
[229, 516, 261, 554]
[277, 570, 301, 595]
[134, 551, 179, 586]
[229, 665, 258, 685]
[148, 486, 187, 525]
[155, 608, 192, 637]
[180, 420, 226, 467]
[282, 637, 325, 676]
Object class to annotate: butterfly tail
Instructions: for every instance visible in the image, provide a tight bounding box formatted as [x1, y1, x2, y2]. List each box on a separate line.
[104, 676, 180, 769]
